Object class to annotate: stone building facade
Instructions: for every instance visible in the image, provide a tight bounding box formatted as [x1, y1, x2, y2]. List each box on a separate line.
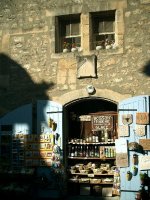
[0, 0, 150, 115]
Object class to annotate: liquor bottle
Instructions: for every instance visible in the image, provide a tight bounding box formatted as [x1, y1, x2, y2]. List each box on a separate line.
[74, 145, 78, 157]
[80, 145, 83, 157]
[85, 145, 89, 157]
[68, 144, 71, 157]
[71, 146, 75, 157]
[77, 145, 80, 157]
[94, 145, 100, 157]
[90, 145, 95, 157]
[104, 129, 108, 142]
[82, 145, 86, 157]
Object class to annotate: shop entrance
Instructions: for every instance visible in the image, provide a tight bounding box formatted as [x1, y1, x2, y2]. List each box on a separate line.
[63, 97, 119, 199]
[63, 97, 117, 140]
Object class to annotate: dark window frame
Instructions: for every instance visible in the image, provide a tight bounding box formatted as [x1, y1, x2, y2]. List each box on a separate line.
[55, 14, 81, 53]
[90, 10, 116, 50]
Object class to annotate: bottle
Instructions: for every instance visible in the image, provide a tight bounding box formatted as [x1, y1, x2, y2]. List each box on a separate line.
[68, 144, 71, 157]
[104, 129, 108, 142]
[71, 146, 74, 157]
[86, 145, 89, 157]
[80, 145, 83, 157]
[77, 145, 80, 157]
[91, 145, 94, 157]
[82, 145, 86, 157]
[95, 145, 100, 157]
[74, 145, 78, 157]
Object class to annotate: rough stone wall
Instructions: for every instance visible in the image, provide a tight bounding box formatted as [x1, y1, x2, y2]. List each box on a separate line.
[0, 0, 150, 114]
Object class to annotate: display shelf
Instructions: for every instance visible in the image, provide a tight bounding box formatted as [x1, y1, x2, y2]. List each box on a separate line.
[66, 111, 118, 197]
[68, 156, 115, 159]
[69, 173, 114, 176]
[68, 181, 114, 185]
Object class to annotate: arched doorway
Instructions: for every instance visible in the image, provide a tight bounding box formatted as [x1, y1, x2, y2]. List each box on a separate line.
[63, 97, 117, 141]
[63, 97, 118, 198]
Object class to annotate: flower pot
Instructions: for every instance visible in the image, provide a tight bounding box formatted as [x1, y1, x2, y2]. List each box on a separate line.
[71, 47, 77, 52]
[96, 45, 103, 50]
[63, 48, 69, 53]
[105, 45, 111, 49]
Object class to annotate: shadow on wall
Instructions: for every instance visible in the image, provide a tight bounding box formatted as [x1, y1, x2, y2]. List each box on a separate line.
[0, 53, 54, 114]
[142, 60, 150, 76]
[0, 53, 65, 199]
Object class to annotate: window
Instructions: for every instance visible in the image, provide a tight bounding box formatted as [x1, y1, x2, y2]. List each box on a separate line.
[55, 14, 81, 53]
[90, 10, 116, 50]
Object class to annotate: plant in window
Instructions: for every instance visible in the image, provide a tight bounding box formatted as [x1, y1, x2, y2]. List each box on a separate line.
[96, 40, 105, 50]
[71, 43, 78, 52]
[105, 39, 112, 49]
[63, 42, 70, 52]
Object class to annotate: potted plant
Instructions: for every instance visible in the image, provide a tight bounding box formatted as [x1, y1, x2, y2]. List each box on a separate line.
[63, 42, 70, 53]
[71, 43, 78, 52]
[96, 40, 104, 50]
[105, 39, 112, 49]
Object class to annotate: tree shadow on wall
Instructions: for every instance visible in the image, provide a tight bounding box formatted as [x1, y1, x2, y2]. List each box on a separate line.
[0, 53, 54, 114]
[0, 53, 64, 199]
[142, 60, 150, 76]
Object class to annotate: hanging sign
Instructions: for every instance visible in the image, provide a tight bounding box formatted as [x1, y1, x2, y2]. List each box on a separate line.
[91, 115, 113, 131]
[118, 125, 129, 137]
[79, 115, 91, 121]
[115, 138, 128, 167]
[136, 112, 149, 124]
[122, 114, 133, 125]
[139, 155, 150, 170]
[135, 125, 146, 136]
[139, 139, 150, 150]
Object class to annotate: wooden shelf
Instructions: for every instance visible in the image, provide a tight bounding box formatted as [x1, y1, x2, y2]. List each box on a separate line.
[68, 180, 113, 185]
[68, 142, 115, 145]
[68, 156, 116, 160]
[70, 172, 114, 176]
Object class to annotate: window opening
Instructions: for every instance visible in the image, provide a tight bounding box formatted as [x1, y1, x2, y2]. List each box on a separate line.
[91, 10, 116, 50]
[55, 14, 81, 53]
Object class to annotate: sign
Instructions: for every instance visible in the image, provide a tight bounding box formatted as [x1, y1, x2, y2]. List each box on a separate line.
[115, 138, 128, 167]
[116, 153, 129, 167]
[118, 125, 129, 137]
[135, 125, 146, 136]
[139, 155, 150, 170]
[79, 115, 91, 121]
[122, 114, 133, 125]
[136, 112, 149, 124]
[91, 115, 113, 131]
[139, 139, 150, 150]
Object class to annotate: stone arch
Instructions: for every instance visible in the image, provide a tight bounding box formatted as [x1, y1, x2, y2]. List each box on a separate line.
[55, 88, 131, 105]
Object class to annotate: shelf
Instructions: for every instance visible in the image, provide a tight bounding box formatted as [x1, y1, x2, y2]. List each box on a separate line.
[70, 173, 114, 176]
[68, 180, 113, 185]
[68, 156, 116, 160]
[68, 142, 115, 145]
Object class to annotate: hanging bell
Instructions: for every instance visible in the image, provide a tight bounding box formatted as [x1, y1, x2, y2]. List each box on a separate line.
[132, 166, 138, 176]
[126, 171, 132, 181]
